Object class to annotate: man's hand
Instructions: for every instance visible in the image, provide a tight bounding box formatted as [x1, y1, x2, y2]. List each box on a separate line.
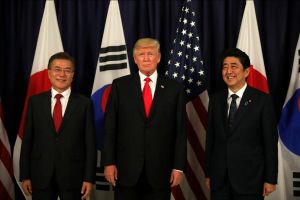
[81, 181, 93, 199]
[263, 182, 276, 196]
[170, 169, 183, 187]
[205, 178, 211, 190]
[104, 165, 118, 186]
[21, 180, 32, 196]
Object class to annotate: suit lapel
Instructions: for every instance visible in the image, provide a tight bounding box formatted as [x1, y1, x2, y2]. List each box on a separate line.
[148, 75, 165, 119]
[221, 90, 229, 127]
[132, 73, 146, 118]
[230, 86, 253, 132]
[44, 91, 56, 132]
[59, 92, 76, 132]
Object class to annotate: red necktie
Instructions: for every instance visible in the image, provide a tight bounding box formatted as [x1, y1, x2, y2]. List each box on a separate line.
[143, 77, 152, 118]
[53, 94, 63, 132]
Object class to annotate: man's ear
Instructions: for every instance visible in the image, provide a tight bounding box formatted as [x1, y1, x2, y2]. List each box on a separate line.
[244, 67, 250, 78]
[157, 53, 161, 63]
[133, 55, 138, 65]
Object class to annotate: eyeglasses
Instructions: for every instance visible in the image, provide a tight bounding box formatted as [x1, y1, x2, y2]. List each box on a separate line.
[51, 67, 74, 75]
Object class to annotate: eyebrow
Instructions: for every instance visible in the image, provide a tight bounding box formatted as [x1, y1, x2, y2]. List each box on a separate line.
[53, 66, 73, 69]
[223, 62, 238, 65]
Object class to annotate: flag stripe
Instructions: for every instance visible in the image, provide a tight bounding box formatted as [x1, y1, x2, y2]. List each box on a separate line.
[294, 191, 300, 196]
[0, 181, 12, 200]
[187, 119, 205, 170]
[100, 63, 127, 71]
[0, 160, 14, 199]
[99, 54, 127, 62]
[294, 172, 300, 178]
[191, 97, 208, 129]
[186, 101, 206, 150]
[294, 181, 300, 187]
[187, 140, 209, 199]
[172, 186, 186, 200]
[185, 119, 207, 199]
[179, 173, 197, 200]
[100, 45, 126, 53]
[0, 140, 13, 177]
[185, 163, 207, 200]
[0, 101, 14, 200]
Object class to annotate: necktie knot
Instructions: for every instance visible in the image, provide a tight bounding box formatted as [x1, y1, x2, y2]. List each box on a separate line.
[144, 77, 151, 83]
[55, 93, 63, 100]
[231, 94, 238, 101]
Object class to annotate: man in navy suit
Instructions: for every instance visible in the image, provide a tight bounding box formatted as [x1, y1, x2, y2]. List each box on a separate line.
[20, 52, 96, 200]
[102, 38, 186, 200]
[205, 48, 278, 200]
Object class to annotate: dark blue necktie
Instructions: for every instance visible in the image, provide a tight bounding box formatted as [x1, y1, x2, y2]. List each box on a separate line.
[228, 94, 238, 129]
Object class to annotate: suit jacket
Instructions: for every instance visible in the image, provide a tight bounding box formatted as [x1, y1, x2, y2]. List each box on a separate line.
[101, 73, 187, 188]
[205, 86, 278, 194]
[20, 90, 96, 190]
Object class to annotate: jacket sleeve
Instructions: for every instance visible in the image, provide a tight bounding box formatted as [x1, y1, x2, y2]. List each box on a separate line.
[173, 84, 187, 171]
[83, 99, 97, 183]
[20, 97, 34, 181]
[101, 80, 118, 166]
[205, 94, 214, 178]
[262, 95, 278, 184]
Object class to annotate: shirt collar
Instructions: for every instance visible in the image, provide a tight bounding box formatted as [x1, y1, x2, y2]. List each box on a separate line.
[227, 83, 247, 99]
[138, 70, 158, 82]
[51, 87, 71, 99]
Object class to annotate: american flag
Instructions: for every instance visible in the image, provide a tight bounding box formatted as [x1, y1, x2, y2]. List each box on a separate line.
[0, 98, 15, 200]
[166, 0, 209, 199]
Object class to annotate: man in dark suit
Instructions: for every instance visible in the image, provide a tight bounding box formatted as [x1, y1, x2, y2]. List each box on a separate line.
[205, 48, 278, 200]
[102, 38, 186, 200]
[20, 52, 96, 200]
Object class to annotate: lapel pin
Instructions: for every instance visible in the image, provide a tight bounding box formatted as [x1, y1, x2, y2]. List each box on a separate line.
[161, 85, 164, 88]
[244, 99, 252, 106]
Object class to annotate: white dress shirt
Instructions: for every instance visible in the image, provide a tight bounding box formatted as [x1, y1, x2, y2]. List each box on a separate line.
[227, 83, 247, 115]
[51, 87, 71, 117]
[139, 70, 157, 98]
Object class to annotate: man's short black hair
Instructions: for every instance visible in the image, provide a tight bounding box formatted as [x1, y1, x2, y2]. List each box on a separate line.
[221, 48, 250, 69]
[47, 52, 75, 69]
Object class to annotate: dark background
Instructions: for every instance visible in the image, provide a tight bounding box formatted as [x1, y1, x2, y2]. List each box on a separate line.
[0, 0, 299, 199]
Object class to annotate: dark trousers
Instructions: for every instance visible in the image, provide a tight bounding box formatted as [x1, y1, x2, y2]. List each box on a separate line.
[211, 174, 264, 200]
[32, 171, 82, 200]
[115, 167, 171, 200]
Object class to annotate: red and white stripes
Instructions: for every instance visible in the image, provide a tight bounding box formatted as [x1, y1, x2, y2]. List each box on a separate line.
[172, 91, 209, 200]
[0, 102, 15, 200]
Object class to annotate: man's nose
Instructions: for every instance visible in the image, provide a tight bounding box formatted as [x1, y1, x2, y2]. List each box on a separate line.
[143, 54, 150, 61]
[227, 67, 233, 73]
